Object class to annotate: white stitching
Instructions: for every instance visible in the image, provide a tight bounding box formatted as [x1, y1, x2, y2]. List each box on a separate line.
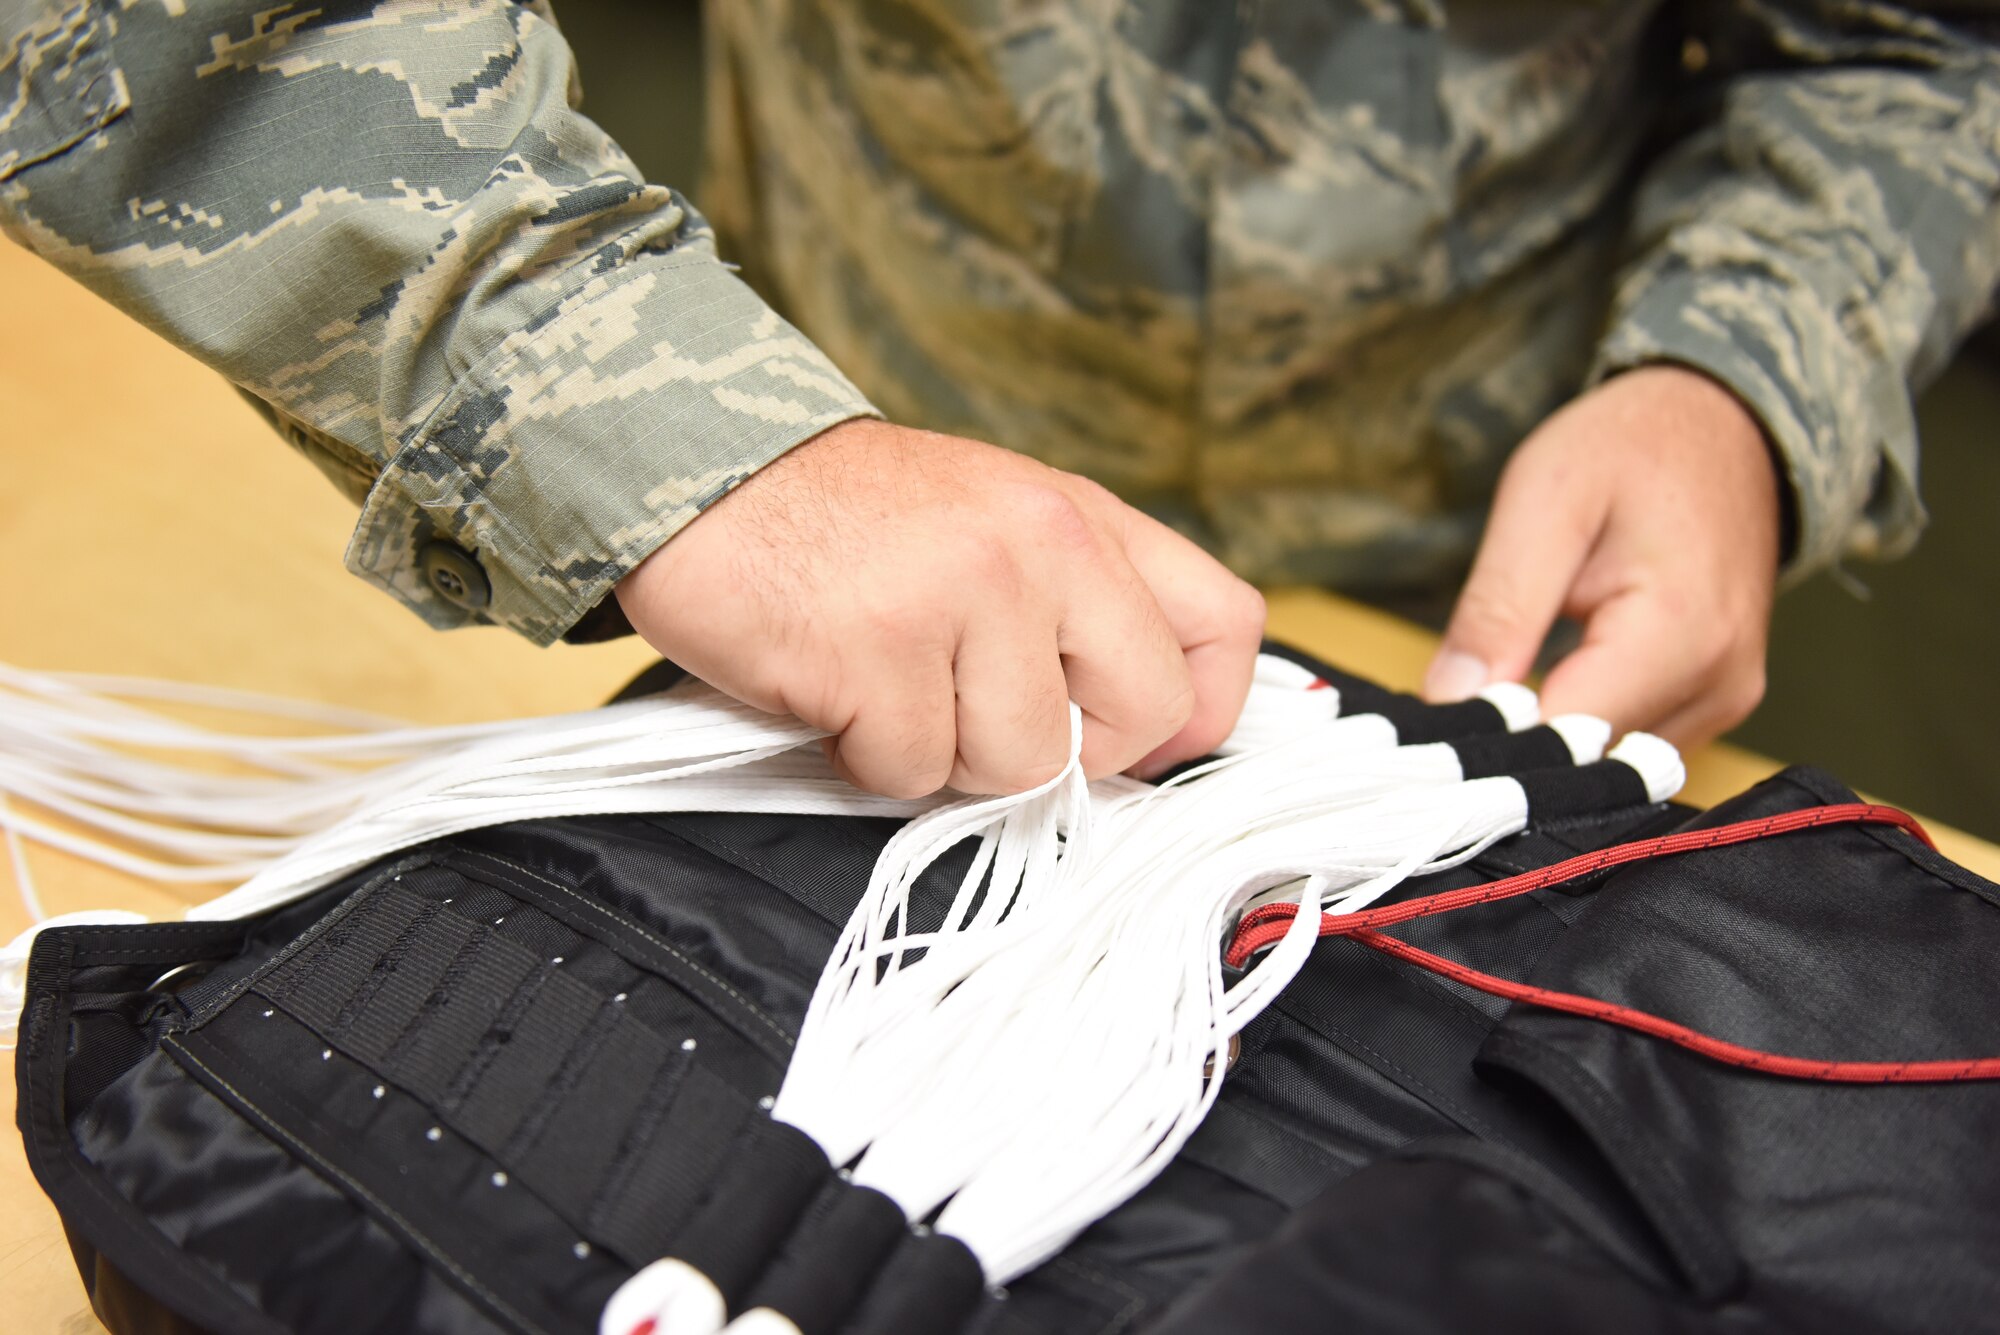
[455, 849, 794, 1047]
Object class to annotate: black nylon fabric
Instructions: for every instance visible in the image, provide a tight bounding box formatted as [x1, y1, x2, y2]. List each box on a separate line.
[1153, 768, 2000, 1333]
[15, 648, 2000, 1335]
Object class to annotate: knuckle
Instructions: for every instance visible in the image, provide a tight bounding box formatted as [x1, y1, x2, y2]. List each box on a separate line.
[741, 666, 799, 718]
[1679, 630, 1725, 677]
[1697, 614, 1751, 669]
[965, 710, 1071, 796]
[960, 533, 1027, 598]
[1009, 483, 1096, 552]
[856, 592, 928, 646]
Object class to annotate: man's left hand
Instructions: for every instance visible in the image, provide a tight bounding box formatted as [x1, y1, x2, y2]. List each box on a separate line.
[1423, 365, 1782, 749]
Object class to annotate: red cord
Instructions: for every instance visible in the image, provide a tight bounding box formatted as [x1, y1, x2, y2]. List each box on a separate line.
[1224, 802, 2000, 1083]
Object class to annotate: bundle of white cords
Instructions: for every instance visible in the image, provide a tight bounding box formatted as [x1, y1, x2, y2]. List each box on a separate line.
[0, 654, 1680, 1335]
[0, 655, 1352, 1036]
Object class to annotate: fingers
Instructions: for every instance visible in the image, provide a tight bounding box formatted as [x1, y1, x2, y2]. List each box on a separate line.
[1052, 542, 1200, 781]
[622, 420, 1267, 798]
[1536, 590, 1766, 749]
[823, 652, 960, 800]
[1425, 445, 1603, 703]
[947, 619, 1072, 795]
[1097, 501, 1266, 776]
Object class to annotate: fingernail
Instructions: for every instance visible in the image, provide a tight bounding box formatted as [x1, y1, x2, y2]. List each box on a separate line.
[1130, 751, 1175, 782]
[1424, 650, 1489, 703]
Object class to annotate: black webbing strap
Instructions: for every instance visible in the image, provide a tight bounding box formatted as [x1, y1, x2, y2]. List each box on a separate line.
[259, 878, 771, 1272]
[590, 1063, 758, 1263]
[741, 1177, 911, 1335]
[266, 885, 429, 1026]
[384, 927, 540, 1096]
[505, 1001, 674, 1208]
[450, 961, 606, 1148]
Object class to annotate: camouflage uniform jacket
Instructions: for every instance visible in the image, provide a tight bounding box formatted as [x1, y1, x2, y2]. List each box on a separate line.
[5, 2, 1998, 642]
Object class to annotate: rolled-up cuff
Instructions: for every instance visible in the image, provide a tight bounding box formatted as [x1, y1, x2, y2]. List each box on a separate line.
[347, 249, 878, 645]
[1588, 234, 1926, 579]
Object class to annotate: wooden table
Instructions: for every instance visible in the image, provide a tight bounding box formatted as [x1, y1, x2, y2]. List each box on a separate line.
[5, 237, 1996, 1333]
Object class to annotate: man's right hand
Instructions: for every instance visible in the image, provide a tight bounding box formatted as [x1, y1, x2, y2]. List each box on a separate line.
[614, 419, 1266, 798]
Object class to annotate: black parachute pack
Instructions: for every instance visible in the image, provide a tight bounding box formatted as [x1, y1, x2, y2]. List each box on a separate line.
[15, 646, 2000, 1335]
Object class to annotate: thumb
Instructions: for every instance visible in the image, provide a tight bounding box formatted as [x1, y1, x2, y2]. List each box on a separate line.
[1426, 455, 1602, 702]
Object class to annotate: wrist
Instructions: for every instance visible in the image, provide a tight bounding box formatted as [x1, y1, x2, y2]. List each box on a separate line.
[1612, 363, 1794, 568]
[613, 414, 879, 638]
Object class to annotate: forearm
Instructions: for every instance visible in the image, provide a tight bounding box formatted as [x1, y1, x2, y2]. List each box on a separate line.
[0, 0, 875, 641]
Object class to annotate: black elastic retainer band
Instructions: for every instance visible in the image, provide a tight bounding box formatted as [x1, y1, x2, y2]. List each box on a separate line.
[741, 1177, 911, 1335]
[1371, 693, 1509, 745]
[1259, 638, 1519, 745]
[670, 1117, 835, 1304]
[1516, 757, 1652, 825]
[838, 1227, 989, 1335]
[1448, 725, 1576, 780]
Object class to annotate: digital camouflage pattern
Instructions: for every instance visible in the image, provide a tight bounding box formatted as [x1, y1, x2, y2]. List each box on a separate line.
[0, 0, 878, 643]
[4, 2, 1999, 641]
[704, 0, 2000, 593]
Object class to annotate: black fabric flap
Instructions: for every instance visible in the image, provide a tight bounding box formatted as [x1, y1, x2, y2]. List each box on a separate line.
[16, 923, 296, 1335]
[1474, 767, 2000, 1331]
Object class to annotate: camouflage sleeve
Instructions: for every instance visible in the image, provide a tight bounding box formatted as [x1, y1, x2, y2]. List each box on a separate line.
[1590, 2, 2000, 576]
[0, 0, 878, 644]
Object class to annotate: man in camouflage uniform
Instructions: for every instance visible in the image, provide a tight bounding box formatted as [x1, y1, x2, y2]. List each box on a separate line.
[4, 2, 1996, 797]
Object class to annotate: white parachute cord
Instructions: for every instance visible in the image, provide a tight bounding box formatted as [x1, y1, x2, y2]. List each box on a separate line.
[772, 705, 1093, 1162]
[0, 673, 933, 1041]
[0, 675, 800, 888]
[923, 725, 1656, 1285]
[632, 680, 1360, 1332]
[189, 698, 907, 922]
[806, 705, 1515, 1202]
[0, 660, 516, 759]
[725, 699, 1564, 1307]
[1211, 653, 1342, 753]
[1, 654, 1611, 1322]
[0, 653, 1337, 902]
[623, 705, 1096, 1333]
[0, 661, 435, 732]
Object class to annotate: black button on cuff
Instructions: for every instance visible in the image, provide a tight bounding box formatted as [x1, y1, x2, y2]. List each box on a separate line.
[418, 540, 492, 611]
